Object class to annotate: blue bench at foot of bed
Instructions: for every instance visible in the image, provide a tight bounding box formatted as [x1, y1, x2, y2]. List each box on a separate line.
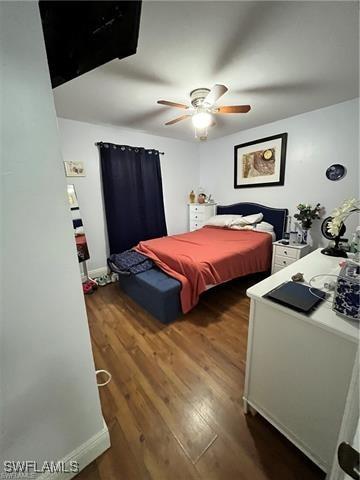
[117, 267, 182, 324]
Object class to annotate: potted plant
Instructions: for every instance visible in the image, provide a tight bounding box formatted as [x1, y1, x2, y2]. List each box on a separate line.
[294, 203, 323, 243]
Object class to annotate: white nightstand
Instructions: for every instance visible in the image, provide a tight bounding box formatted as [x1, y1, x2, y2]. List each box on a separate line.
[188, 203, 216, 231]
[272, 240, 311, 274]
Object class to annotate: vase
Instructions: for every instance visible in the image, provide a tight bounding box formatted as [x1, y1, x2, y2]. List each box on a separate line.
[301, 229, 309, 244]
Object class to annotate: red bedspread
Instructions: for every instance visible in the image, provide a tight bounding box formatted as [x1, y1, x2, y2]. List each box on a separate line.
[135, 226, 272, 313]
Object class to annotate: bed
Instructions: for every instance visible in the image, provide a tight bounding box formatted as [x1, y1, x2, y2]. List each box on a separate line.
[117, 202, 288, 323]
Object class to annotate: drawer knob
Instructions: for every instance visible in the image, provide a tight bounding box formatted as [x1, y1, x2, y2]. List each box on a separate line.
[283, 260, 286, 264]
[284, 250, 288, 255]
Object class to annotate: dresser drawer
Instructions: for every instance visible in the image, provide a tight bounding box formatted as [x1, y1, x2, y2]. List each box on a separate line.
[274, 254, 297, 268]
[275, 245, 299, 259]
[189, 205, 206, 214]
[189, 220, 203, 231]
[190, 211, 205, 221]
[188, 204, 216, 231]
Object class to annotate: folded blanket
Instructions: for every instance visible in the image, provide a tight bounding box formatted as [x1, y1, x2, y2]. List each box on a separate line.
[108, 250, 154, 275]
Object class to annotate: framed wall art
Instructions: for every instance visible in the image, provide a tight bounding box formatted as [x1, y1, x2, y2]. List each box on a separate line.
[64, 161, 86, 177]
[234, 133, 287, 189]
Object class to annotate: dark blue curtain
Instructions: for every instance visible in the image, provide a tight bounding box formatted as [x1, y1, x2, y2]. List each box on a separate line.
[99, 143, 167, 254]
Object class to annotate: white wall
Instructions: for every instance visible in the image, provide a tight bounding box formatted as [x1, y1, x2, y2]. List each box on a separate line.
[199, 99, 359, 247]
[58, 101, 358, 268]
[0, 2, 108, 475]
[57, 118, 199, 272]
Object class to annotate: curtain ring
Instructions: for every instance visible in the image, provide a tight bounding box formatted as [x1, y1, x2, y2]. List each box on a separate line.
[121, 146, 125, 151]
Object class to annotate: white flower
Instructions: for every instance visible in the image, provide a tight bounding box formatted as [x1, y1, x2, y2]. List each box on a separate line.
[331, 207, 342, 218]
[327, 222, 340, 236]
[343, 198, 358, 210]
[329, 198, 360, 236]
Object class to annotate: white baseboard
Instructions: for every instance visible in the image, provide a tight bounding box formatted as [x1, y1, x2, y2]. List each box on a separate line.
[38, 422, 110, 480]
[89, 266, 108, 278]
[81, 266, 108, 282]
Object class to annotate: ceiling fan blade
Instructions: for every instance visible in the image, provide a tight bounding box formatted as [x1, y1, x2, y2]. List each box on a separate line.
[217, 105, 251, 114]
[157, 100, 189, 109]
[165, 115, 191, 126]
[204, 84, 228, 105]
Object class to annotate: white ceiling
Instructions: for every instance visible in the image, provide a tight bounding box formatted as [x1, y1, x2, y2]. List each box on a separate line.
[53, 1, 359, 142]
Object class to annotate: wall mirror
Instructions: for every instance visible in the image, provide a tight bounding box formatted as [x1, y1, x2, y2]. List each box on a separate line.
[67, 184, 90, 263]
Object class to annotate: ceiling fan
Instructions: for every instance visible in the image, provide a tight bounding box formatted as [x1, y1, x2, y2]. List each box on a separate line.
[157, 84, 251, 140]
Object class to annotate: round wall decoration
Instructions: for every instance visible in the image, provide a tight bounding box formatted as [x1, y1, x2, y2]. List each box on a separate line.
[321, 217, 335, 240]
[326, 164, 347, 181]
[321, 216, 346, 240]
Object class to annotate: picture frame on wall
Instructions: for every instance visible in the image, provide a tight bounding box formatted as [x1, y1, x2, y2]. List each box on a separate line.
[234, 133, 287, 189]
[64, 161, 86, 177]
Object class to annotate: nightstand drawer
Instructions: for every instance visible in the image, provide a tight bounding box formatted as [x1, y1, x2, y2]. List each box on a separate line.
[272, 264, 285, 274]
[275, 245, 299, 259]
[274, 254, 297, 268]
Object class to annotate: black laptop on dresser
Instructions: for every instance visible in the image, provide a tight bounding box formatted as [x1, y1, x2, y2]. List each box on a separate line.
[264, 281, 326, 314]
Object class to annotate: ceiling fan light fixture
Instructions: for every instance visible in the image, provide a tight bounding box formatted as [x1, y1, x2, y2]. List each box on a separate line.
[158, 84, 251, 138]
[192, 111, 212, 129]
[195, 127, 208, 141]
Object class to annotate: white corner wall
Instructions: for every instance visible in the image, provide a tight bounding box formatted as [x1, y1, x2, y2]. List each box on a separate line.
[57, 118, 199, 272]
[0, 2, 108, 476]
[199, 99, 359, 246]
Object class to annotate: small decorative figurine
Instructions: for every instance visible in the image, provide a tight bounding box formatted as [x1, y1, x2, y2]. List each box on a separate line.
[291, 272, 304, 282]
[189, 190, 196, 203]
[198, 193, 207, 204]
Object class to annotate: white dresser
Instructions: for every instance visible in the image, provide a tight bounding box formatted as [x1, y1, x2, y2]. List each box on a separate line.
[272, 240, 311, 274]
[188, 203, 216, 231]
[244, 249, 359, 473]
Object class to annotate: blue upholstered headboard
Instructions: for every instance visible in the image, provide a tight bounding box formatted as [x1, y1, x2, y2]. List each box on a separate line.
[216, 202, 288, 240]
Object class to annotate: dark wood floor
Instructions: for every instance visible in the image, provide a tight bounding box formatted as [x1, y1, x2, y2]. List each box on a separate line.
[77, 275, 325, 480]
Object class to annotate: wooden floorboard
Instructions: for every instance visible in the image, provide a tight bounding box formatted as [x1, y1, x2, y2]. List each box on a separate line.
[76, 276, 325, 480]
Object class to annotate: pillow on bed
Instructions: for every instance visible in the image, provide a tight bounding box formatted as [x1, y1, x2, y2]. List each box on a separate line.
[255, 221, 274, 232]
[231, 212, 263, 226]
[230, 221, 274, 232]
[230, 221, 275, 240]
[255, 222, 276, 241]
[204, 214, 243, 228]
[229, 225, 254, 230]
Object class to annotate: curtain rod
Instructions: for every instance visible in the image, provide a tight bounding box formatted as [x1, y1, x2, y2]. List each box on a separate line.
[95, 142, 164, 155]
